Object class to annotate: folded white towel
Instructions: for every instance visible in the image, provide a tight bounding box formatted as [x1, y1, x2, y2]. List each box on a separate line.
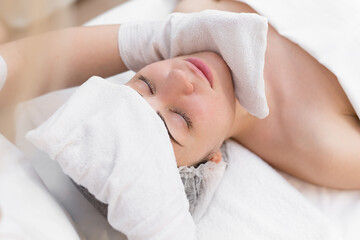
[26, 77, 196, 240]
[118, 10, 269, 119]
[0, 56, 7, 92]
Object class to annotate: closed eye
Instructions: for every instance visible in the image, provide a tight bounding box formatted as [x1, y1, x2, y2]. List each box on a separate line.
[138, 74, 156, 94]
[157, 111, 184, 147]
[170, 108, 193, 129]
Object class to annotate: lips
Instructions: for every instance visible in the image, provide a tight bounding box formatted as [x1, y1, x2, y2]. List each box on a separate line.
[185, 57, 213, 88]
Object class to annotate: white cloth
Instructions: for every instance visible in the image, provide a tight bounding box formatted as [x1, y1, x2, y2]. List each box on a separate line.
[195, 140, 342, 240]
[0, 56, 7, 92]
[11, 0, 360, 239]
[15, 80, 130, 240]
[0, 134, 80, 240]
[118, 10, 269, 119]
[26, 76, 197, 240]
[240, 0, 360, 118]
[236, 1, 360, 238]
[179, 159, 227, 223]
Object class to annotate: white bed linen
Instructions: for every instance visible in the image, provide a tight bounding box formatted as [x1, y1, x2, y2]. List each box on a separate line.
[240, 0, 360, 120]
[13, 0, 360, 239]
[0, 134, 80, 240]
[197, 140, 342, 240]
[238, 0, 360, 238]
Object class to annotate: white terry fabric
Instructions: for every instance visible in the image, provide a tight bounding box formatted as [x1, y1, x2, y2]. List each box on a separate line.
[119, 10, 269, 119]
[11, 0, 360, 239]
[0, 134, 80, 240]
[0, 56, 7, 92]
[240, 0, 360, 118]
[15, 86, 129, 240]
[26, 77, 196, 240]
[196, 140, 343, 240]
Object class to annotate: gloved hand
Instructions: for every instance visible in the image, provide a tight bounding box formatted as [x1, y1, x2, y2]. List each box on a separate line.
[118, 10, 269, 119]
[0, 56, 7, 92]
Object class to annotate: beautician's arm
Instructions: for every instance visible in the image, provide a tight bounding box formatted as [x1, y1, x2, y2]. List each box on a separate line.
[0, 24, 127, 107]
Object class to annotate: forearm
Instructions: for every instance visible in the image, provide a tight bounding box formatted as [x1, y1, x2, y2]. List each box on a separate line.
[0, 24, 127, 107]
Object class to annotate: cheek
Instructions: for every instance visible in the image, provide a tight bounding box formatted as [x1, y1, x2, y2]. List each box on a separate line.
[194, 97, 229, 126]
[172, 143, 198, 167]
[174, 143, 210, 167]
[194, 97, 234, 144]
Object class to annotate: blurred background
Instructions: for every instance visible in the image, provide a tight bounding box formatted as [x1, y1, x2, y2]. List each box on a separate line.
[0, 0, 128, 44]
[0, 0, 128, 141]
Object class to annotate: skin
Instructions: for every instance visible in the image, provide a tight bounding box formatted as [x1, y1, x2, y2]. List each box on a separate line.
[126, 52, 239, 166]
[0, 0, 359, 189]
[175, 0, 360, 189]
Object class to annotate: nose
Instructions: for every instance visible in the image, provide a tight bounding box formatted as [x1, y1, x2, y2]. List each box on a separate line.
[167, 69, 194, 95]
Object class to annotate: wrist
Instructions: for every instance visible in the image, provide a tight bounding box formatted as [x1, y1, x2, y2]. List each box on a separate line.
[117, 14, 174, 72]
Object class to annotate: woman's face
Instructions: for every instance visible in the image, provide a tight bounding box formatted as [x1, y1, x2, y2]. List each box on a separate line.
[126, 52, 236, 166]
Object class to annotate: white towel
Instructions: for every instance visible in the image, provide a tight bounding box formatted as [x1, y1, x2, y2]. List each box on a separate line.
[119, 10, 269, 119]
[26, 76, 197, 240]
[0, 56, 7, 92]
[196, 140, 343, 240]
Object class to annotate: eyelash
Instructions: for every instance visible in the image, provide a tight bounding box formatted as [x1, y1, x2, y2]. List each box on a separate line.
[170, 108, 193, 129]
[138, 75, 155, 94]
[138, 75, 192, 129]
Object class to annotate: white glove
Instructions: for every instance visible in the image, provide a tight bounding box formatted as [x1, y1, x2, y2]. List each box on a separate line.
[0, 56, 7, 92]
[118, 10, 269, 119]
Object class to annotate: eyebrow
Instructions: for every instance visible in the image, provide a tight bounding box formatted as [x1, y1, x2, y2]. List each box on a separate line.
[157, 111, 184, 147]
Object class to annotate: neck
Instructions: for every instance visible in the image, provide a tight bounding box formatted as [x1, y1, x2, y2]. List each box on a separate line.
[227, 100, 257, 141]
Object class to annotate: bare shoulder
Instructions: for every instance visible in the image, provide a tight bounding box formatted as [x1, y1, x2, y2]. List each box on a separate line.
[241, 107, 360, 190]
[298, 114, 360, 190]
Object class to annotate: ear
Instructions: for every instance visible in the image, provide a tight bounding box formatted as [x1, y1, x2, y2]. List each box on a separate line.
[209, 151, 222, 164]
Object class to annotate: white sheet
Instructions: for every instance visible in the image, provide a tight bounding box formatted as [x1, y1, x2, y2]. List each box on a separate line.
[0, 134, 80, 240]
[197, 140, 342, 240]
[240, 0, 360, 118]
[239, 0, 360, 239]
[12, 0, 360, 239]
